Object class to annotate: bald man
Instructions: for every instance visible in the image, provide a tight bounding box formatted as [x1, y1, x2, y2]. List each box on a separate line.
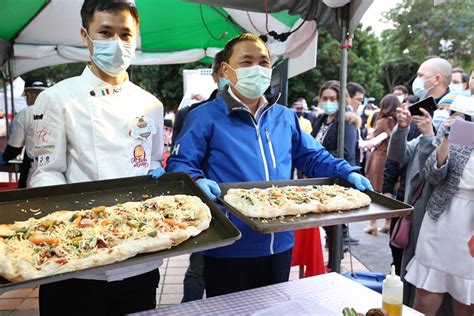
[412, 57, 452, 103]
[389, 57, 454, 310]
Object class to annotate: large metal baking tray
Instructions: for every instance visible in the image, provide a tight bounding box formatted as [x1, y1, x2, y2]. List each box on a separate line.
[0, 173, 240, 292]
[218, 178, 413, 233]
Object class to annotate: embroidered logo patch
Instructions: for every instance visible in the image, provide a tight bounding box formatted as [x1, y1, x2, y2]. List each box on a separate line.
[129, 116, 156, 141]
[36, 127, 51, 143]
[35, 154, 51, 167]
[130, 145, 149, 168]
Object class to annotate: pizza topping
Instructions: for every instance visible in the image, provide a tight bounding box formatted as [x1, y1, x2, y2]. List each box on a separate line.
[29, 236, 60, 246]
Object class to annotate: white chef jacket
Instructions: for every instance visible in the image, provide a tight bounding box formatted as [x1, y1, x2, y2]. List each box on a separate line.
[8, 106, 37, 186]
[8, 106, 35, 159]
[30, 67, 164, 281]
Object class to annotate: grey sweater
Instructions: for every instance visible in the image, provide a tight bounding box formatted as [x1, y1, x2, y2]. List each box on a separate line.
[423, 133, 473, 220]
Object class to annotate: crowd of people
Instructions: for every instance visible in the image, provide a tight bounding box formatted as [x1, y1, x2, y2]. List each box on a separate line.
[0, 0, 472, 315]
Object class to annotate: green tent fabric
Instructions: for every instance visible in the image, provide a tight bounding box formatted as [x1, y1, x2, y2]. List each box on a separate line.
[0, 0, 48, 41]
[137, 1, 242, 53]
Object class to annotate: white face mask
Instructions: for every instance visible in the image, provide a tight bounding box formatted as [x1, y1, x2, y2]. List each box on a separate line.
[227, 65, 272, 99]
[449, 83, 463, 92]
[88, 34, 136, 77]
[412, 76, 435, 99]
[396, 95, 405, 104]
[364, 109, 373, 117]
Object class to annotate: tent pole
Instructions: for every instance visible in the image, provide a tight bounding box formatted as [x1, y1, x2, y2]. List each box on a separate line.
[8, 53, 15, 120]
[2, 78, 9, 138]
[328, 3, 351, 274]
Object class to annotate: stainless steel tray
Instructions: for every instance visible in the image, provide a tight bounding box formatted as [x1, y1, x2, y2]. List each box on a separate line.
[0, 173, 241, 292]
[218, 178, 413, 233]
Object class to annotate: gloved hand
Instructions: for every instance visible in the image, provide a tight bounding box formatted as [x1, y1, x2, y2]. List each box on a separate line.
[150, 167, 165, 179]
[0, 152, 6, 166]
[347, 172, 373, 191]
[197, 178, 221, 201]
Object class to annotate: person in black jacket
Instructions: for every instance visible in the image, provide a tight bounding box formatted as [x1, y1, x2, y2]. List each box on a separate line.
[172, 50, 226, 147]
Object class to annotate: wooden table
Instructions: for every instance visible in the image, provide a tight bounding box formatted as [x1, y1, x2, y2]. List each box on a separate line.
[136, 272, 422, 315]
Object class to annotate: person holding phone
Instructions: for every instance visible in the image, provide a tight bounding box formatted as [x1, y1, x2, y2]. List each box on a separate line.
[404, 112, 473, 316]
[387, 57, 453, 307]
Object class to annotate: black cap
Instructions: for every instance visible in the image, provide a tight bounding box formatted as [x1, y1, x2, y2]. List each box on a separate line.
[23, 78, 48, 91]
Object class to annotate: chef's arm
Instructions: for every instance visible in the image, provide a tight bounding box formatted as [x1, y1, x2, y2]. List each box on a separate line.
[29, 92, 68, 187]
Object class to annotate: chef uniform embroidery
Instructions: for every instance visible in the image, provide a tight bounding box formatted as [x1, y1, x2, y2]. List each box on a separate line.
[129, 116, 156, 142]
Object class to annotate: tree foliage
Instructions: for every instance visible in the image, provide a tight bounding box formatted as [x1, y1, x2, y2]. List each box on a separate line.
[288, 25, 384, 104]
[379, 0, 473, 91]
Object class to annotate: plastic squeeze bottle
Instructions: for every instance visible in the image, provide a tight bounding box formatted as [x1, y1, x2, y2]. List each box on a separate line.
[382, 265, 403, 316]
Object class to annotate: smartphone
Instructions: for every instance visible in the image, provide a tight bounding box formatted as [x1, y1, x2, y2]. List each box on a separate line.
[449, 119, 474, 148]
[408, 96, 437, 116]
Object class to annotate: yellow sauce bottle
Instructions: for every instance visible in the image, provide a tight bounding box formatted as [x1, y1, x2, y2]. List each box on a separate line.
[382, 265, 403, 316]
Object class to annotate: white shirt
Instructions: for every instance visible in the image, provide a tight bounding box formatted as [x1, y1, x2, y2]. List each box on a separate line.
[8, 106, 35, 159]
[30, 67, 164, 281]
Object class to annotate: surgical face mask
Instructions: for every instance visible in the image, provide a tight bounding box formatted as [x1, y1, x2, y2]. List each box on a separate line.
[396, 95, 405, 104]
[412, 76, 435, 100]
[320, 102, 339, 116]
[88, 34, 136, 77]
[432, 109, 450, 131]
[227, 64, 272, 99]
[449, 83, 463, 92]
[364, 109, 373, 117]
[218, 77, 230, 91]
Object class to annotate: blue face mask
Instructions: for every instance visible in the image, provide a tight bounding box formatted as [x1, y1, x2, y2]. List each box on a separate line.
[412, 76, 435, 100]
[227, 64, 272, 99]
[218, 77, 230, 91]
[88, 34, 136, 77]
[432, 109, 450, 131]
[320, 102, 339, 115]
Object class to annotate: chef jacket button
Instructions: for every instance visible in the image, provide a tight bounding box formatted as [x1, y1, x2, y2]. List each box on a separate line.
[90, 90, 96, 96]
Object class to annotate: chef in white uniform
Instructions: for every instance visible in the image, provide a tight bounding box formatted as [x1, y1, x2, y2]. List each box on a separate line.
[30, 1, 165, 315]
[0, 78, 48, 188]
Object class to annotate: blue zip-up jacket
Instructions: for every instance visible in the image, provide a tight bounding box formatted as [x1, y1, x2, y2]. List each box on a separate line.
[166, 88, 359, 258]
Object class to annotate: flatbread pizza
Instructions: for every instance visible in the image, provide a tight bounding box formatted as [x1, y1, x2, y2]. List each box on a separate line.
[0, 195, 211, 282]
[223, 184, 371, 218]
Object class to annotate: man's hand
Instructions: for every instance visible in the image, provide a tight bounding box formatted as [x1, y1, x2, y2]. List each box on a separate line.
[0, 152, 6, 166]
[150, 167, 165, 179]
[412, 108, 434, 136]
[396, 106, 412, 129]
[347, 172, 373, 191]
[197, 178, 221, 201]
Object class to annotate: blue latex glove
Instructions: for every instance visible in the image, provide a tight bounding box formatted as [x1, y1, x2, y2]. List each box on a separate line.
[0, 152, 6, 166]
[150, 167, 165, 179]
[347, 172, 373, 191]
[197, 178, 221, 201]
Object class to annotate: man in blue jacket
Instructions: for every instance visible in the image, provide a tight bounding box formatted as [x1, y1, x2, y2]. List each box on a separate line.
[166, 33, 372, 297]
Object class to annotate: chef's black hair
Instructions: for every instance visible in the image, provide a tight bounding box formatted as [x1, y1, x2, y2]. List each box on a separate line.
[81, 0, 140, 31]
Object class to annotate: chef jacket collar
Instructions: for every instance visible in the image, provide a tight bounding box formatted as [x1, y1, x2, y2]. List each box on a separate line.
[82, 66, 130, 97]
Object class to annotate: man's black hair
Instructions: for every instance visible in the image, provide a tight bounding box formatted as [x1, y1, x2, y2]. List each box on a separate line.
[452, 67, 468, 83]
[223, 33, 269, 63]
[81, 0, 140, 31]
[346, 82, 366, 98]
[212, 50, 225, 74]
